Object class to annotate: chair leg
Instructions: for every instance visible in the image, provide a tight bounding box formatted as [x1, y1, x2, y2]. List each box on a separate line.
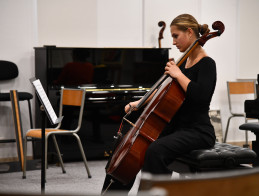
[27, 100, 33, 129]
[22, 136, 27, 179]
[223, 116, 234, 143]
[73, 133, 92, 178]
[51, 135, 66, 173]
[243, 119, 250, 148]
[243, 130, 250, 148]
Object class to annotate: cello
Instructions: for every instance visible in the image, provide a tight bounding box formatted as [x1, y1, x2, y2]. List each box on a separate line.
[158, 21, 166, 48]
[105, 21, 225, 186]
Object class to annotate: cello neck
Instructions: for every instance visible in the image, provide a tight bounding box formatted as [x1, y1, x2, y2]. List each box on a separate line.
[137, 74, 169, 109]
[175, 40, 199, 66]
[137, 39, 199, 109]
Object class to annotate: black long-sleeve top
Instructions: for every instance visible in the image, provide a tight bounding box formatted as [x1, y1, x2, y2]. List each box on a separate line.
[165, 56, 217, 140]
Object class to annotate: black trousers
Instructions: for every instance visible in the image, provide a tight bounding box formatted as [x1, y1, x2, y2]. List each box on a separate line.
[142, 127, 215, 173]
[102, 126, 215, 194]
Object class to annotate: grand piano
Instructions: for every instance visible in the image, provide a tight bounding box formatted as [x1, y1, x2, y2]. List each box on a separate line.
[34, 46, 169, 161]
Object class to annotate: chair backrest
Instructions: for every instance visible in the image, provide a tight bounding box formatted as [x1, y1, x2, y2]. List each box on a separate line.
[228, 81, 256, 94]
[58, 88, 86, 132]
[227, 81, 256, 114]
[0, 60, 19, 80]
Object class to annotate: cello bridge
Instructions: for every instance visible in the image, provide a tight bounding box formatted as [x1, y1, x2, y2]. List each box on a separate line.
[123, 117, 136, 127]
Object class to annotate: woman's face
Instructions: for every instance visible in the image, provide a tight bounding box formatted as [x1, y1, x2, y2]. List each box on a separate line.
[170, 25, 192, 52]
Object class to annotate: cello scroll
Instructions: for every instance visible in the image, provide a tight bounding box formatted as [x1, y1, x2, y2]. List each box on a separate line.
[198, 21, 225, 46]
[158, 21, 166, 48]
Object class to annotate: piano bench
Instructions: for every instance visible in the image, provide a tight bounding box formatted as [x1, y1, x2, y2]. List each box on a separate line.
[168, 142, 257, 175]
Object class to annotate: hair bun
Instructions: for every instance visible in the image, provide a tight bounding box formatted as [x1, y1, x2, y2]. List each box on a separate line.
[198, 24, 209, 35]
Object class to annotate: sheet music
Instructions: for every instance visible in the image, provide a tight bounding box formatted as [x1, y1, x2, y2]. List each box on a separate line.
[30, 78, 62, 124]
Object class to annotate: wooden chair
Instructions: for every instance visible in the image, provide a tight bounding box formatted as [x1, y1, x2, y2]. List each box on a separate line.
[23, 87, 91, 179]
[223, 81, 257, 146]
[139, 167, 259, 196]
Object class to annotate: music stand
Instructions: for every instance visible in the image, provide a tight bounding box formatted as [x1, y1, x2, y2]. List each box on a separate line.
[30, 77, 63, 193]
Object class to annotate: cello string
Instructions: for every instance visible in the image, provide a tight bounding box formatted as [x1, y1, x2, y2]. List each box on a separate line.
[136, 39, 199, 110]
[117, 107, 133, 134]
[119, 40, 200, 134]
[117, 106, 136, 134]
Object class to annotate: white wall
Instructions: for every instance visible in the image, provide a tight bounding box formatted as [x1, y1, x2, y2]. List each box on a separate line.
[37, 0, 143, 48]
[144, 0, 201, 52]
[0, 0, 258, 159]
[37, 0, 97, 47]
[97, 0, 143, 47]
[238, 0, 259, 79]
[0, 0, 37, 158]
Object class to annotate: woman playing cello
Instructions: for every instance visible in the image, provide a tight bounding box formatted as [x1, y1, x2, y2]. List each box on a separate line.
[102, 13, 217, 194]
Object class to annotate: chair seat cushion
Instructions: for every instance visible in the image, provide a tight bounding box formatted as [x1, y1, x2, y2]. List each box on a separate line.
[0, 92, 33, 101]
[177, 142, 257, 168]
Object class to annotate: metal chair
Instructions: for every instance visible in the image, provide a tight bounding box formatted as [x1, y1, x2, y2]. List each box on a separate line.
[223, 81, 257, 146]
[23, 87, 91, 179]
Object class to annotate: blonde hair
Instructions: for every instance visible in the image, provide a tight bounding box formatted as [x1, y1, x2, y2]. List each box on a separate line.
[170, 14, 209, 38]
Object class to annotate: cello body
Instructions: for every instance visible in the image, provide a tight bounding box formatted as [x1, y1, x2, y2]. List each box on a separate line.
[106, 77, 185, 184]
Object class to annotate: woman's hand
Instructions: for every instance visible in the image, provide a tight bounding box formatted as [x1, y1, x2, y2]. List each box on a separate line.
[165, 60, 191, 92]
[164, 60, 182, 79]
[125, 100, 140, 113]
